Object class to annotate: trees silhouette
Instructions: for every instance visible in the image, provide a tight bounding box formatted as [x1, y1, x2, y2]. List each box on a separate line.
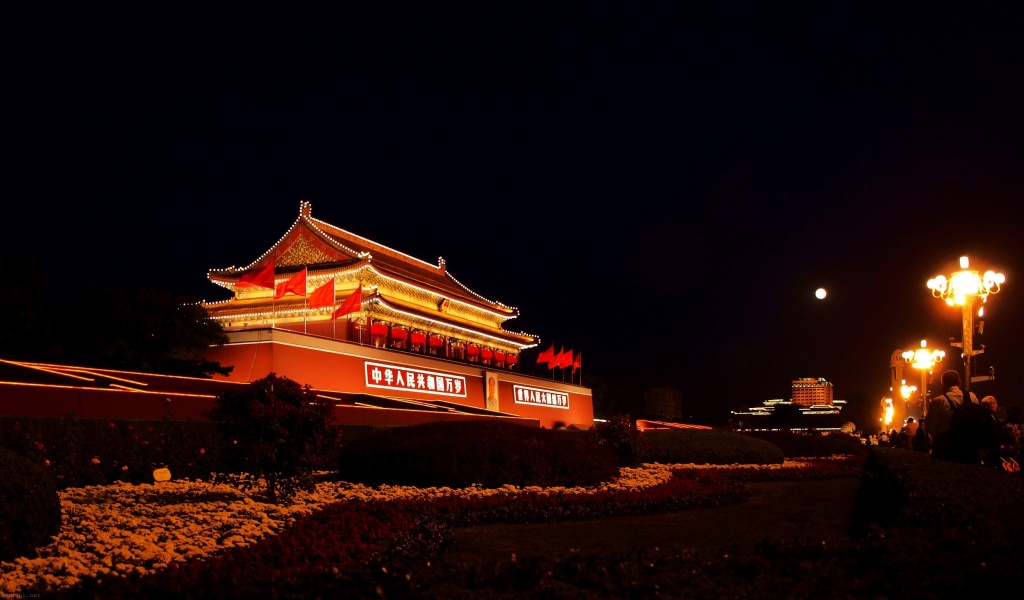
[0, 254, 50, 360]
[206, 373, 340, 503]
[0, 253, 230, 378]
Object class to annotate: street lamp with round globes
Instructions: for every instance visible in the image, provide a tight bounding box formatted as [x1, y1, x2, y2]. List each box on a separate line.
[902, 340, 945, 418]
[926, 256, 1004, 392]
[890, 381, 917, 428]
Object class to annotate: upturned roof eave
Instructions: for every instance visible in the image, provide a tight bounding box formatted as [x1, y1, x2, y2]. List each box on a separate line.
[369, 296, 535, 349]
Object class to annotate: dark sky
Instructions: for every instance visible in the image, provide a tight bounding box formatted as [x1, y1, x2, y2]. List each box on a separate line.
[4, 5, 1024, 424]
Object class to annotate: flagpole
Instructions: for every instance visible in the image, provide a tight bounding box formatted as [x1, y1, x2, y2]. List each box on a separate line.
[270, 265, 277, 329]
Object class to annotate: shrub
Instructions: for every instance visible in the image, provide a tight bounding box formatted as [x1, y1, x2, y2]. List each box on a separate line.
[853, 446, 1024, 534]
[336, 420, 621, 488]
[588, 414, 648, 466]
[740, 430, 867, 459]
[0, 447, 62, 562]
[0, 416, 226, 489]
[206, 373, 341, 503]
[644, 429, 785, 465]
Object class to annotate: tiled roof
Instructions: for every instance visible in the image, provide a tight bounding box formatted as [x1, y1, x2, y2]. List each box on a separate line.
[210, 200, 517, 317]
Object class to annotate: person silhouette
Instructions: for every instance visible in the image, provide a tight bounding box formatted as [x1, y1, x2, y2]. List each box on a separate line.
[926, 370, 979, 460]
[913, 419, 931, 453]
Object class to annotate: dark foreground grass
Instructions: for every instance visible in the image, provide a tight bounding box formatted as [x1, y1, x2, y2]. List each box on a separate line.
[362, 449, 1024, 599]
[442, 477, 862, 561]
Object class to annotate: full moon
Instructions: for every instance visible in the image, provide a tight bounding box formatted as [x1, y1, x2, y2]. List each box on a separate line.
[815, 288, 827, 299]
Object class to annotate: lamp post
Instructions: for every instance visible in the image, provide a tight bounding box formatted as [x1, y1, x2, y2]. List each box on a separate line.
[927, 256, 1004, 392]
[881, 397, 894, 432]
[892, 382, 916, 428]
[902, 340, 944, 418]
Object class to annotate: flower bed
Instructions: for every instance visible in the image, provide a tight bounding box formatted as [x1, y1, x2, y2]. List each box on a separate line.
[1, 457, 860, 597]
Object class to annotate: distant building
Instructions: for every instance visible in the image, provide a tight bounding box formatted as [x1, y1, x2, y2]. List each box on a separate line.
[791, 377, 834, 407]
[643, 386, 683, 421]
[729, 377, 845, 431]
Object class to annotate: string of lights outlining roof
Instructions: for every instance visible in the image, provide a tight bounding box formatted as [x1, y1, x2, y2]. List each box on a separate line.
[203, 291, 535, 351]
[372, 297, 538, 351]
[207, 252, 540, 343]
[304, 201, 518, 312]
[206, 201, 370, 278]
[206, 262, 536, 339]
[207, 200, 521, 315]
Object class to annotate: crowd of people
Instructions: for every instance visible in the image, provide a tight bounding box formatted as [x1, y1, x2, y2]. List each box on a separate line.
[875, 370, 1022, 473]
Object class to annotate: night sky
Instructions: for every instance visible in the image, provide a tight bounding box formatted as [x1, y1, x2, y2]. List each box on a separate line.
[4, 5, 1024, 425]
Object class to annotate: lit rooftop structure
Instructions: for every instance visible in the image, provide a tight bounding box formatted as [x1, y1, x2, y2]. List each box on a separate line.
[730, 377, 846, 431]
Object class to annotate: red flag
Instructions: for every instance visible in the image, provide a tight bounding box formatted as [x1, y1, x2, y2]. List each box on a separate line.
[274, 267, 307, 300]
[307, 278, 335, 309]
[236, 260, 275, 289]
[560, 349, 574, 369]
[572, 352, 581, 373]
[551, 346, 567, 369]
[536, 344, 555, 365]
[333, 284, 363, 319]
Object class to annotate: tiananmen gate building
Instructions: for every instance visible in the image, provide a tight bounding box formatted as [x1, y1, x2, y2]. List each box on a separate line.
[0, 201, 594, 430]
[201, 200, 594, 429]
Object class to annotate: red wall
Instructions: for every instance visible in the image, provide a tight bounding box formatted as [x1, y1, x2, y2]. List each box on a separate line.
[0, 381, 541, 428]
[0, 329, 592, 430]
[207, 329, 594, 429]
[0, 383, 218, 420]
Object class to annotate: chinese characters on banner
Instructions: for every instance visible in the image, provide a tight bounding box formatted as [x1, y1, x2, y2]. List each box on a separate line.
[364, 361, 466, 397]
[512, 384, 570, 409]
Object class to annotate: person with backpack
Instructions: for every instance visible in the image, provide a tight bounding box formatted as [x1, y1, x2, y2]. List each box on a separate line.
[926, 369, 979, 461]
